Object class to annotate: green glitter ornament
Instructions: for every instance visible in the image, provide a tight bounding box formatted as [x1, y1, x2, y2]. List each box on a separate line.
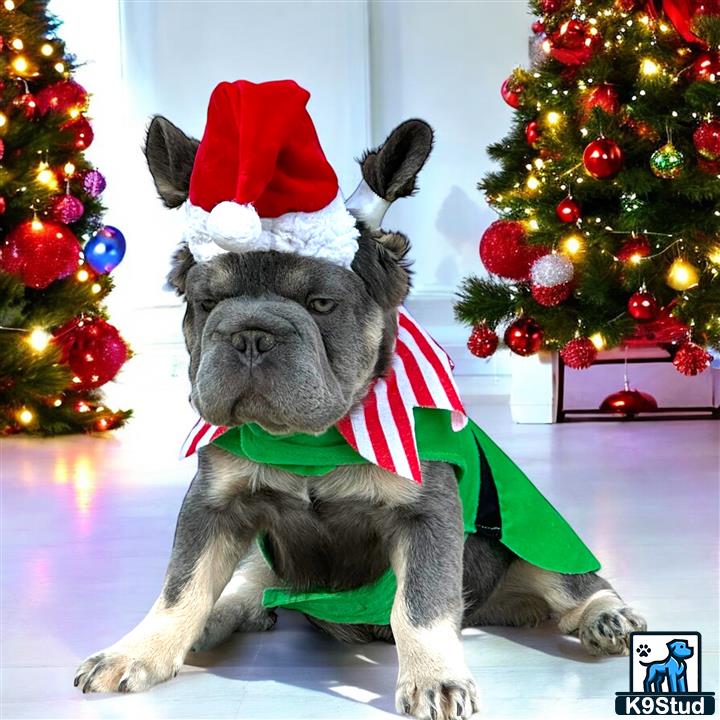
[650, 142, 685, 179]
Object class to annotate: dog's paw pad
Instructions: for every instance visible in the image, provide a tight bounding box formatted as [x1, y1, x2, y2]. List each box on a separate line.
[396, 674, 479, 719]
[74, 648, 176, 693]
[636, 643, 651, 658]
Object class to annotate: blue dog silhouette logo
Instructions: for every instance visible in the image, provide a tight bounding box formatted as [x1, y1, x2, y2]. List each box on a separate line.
[641, 639, 693, 694]
[615, 632, 715, 715]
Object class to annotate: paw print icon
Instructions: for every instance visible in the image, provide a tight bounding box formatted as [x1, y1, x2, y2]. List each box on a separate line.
[636, 643, 651, 658]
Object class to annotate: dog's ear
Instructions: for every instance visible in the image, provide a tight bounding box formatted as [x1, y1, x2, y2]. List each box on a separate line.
[358, 119, 434, 203]
[351, 229, 411, 309]
[144, 115, 199, 208]
[166, 242, 195, 296]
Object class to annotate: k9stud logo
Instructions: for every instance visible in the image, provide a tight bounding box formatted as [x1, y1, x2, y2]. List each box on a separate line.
[615, 632, 715, 715]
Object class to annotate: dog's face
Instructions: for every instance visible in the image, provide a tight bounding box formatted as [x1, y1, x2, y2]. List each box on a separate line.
[667, 640, 694, 659]
[144, 116, 433, 434]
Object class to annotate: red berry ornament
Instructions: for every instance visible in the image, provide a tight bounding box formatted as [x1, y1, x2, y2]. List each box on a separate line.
[583, 137, 624, 178]
[55, 317, 128, 389]
[467, 325, 499, 358]
[627, 290, 659, 322]
[12, 92, 37, 118]
[556, 196, 581, 223]
[479, 220, 548, 281]
[501, 76, 523, 108]
[0, 219, 81, 288]
[504, 317, 544, 356]
[560, 337, 598, 369]
[693, 119, 720, 161]
[672, 342, 712, 376]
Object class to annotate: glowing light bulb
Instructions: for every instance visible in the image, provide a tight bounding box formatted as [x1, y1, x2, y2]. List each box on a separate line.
[562, 234, 584, 256]
[77, 268, 90, 282]
[40, 43, 53, 56]
[666, 258, 699, 290]
[54, 62, 65, 73]
[10, 37, 23, 50]
[91, 283, 102, 294]
[4, 0, 16, 9]
[0, 112, 7, 128]
[31, 218, 43, 231]
[546, 111, 562, 126]
[528, 218, 540, 231]
[630, 253, 644, 265]
[590, 333, 606, 350]
[708, 247, 720, 265]
[12, 56, 29, 74]
[63, 162, 76, 176]
[68, 107, 80, 119]
[641, 58, 660, 76]
[27, 328, 51, 352]
[53, 398, 62, 407]
[17, 408, 34, 425]
[527, 175, 541, 191]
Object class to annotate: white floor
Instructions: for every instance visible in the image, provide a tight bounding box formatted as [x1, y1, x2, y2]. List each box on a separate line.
[1, 372, 718, 720]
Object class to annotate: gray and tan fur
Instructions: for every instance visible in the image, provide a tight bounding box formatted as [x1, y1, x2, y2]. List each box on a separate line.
[75, 117, 646, 719]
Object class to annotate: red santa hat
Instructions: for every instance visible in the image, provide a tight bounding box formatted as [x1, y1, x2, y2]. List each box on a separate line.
[183, 79, 360, 266]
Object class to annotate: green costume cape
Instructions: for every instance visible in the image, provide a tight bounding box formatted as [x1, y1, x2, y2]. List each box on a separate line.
[213, 408, 599, 625]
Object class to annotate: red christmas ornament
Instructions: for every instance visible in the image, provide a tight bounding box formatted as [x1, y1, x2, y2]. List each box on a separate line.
[672, 341, 712, 376]
[61, 115, 94, 150]
[698, 156, 720, 174]
[696, 0, 720, 16]
[556, 196, 581, 223]
[617, 235, 651, 262]
[0, 197, 5, 215]
[530, 253, 574, 307]
[501, 76, 523, 108]
[0, 139, 4, 161]
[600, 386, 658, 415]
[12, 92, 37, 118]
[549, 19, 601, 66]
[560, 337, 598, 369]
[693, 119, 720, 161]
[583, 137, 624, 178]
[532, 283, 573, 306]
[690, 52, 719, 82]
[525, 120, 541, 147]
[479, 220, 548, 281]
[49, 194, 85, 224]
[35, 80, 88, 115]
[532, 20, 545, 34]
[627, 290, 659, 322]
[0, 219, 81, 289]
[582, 84, 620, 119]
[615, 0, 640, 11]
[541, 0, 566, 13]
[504, 317, 544, 356]
[467, 324, 499, 358]
[55, 317, 128, 389]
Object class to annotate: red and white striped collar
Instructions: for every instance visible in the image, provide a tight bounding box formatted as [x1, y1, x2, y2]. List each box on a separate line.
[181, 307, 467, 483]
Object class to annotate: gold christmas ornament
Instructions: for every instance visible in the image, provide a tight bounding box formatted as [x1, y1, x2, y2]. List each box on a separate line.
[666, 258, 700, 290]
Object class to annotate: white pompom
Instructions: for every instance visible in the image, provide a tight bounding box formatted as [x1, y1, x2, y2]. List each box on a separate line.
[207, 201, 262, 252]
[530, 253, 574, 288]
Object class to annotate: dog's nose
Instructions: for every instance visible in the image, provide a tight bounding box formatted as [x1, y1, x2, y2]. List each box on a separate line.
[230, 329, 277, 360]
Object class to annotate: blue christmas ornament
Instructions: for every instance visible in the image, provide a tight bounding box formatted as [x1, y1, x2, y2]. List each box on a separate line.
[84, 225, 126, 274]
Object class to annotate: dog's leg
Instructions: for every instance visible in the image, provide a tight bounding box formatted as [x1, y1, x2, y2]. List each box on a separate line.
[191, 542, 278, 652]
[389, 463, 479, 720]
[74, 479, 248, 693]
[483, 559, 646, 656]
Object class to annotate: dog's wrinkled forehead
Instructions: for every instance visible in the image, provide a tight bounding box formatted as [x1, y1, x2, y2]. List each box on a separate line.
[185, 251, 364, 301]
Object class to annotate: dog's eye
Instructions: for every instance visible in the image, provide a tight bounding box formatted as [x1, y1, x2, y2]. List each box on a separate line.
[308, 298, 337, 314]
[200, 299, 217, 313]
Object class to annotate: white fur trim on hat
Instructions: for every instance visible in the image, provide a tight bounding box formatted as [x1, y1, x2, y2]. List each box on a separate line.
[182, 191, 360, 268]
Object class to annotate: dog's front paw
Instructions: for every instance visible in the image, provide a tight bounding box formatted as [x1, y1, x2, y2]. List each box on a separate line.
[579, 605, 647, 656]
[396, 669, 479, 720]
[74, 644, 180, 694]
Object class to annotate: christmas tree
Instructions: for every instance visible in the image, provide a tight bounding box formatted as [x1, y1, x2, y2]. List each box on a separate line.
[0, 0, 130, 435]
[456, 0, 719, 376]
